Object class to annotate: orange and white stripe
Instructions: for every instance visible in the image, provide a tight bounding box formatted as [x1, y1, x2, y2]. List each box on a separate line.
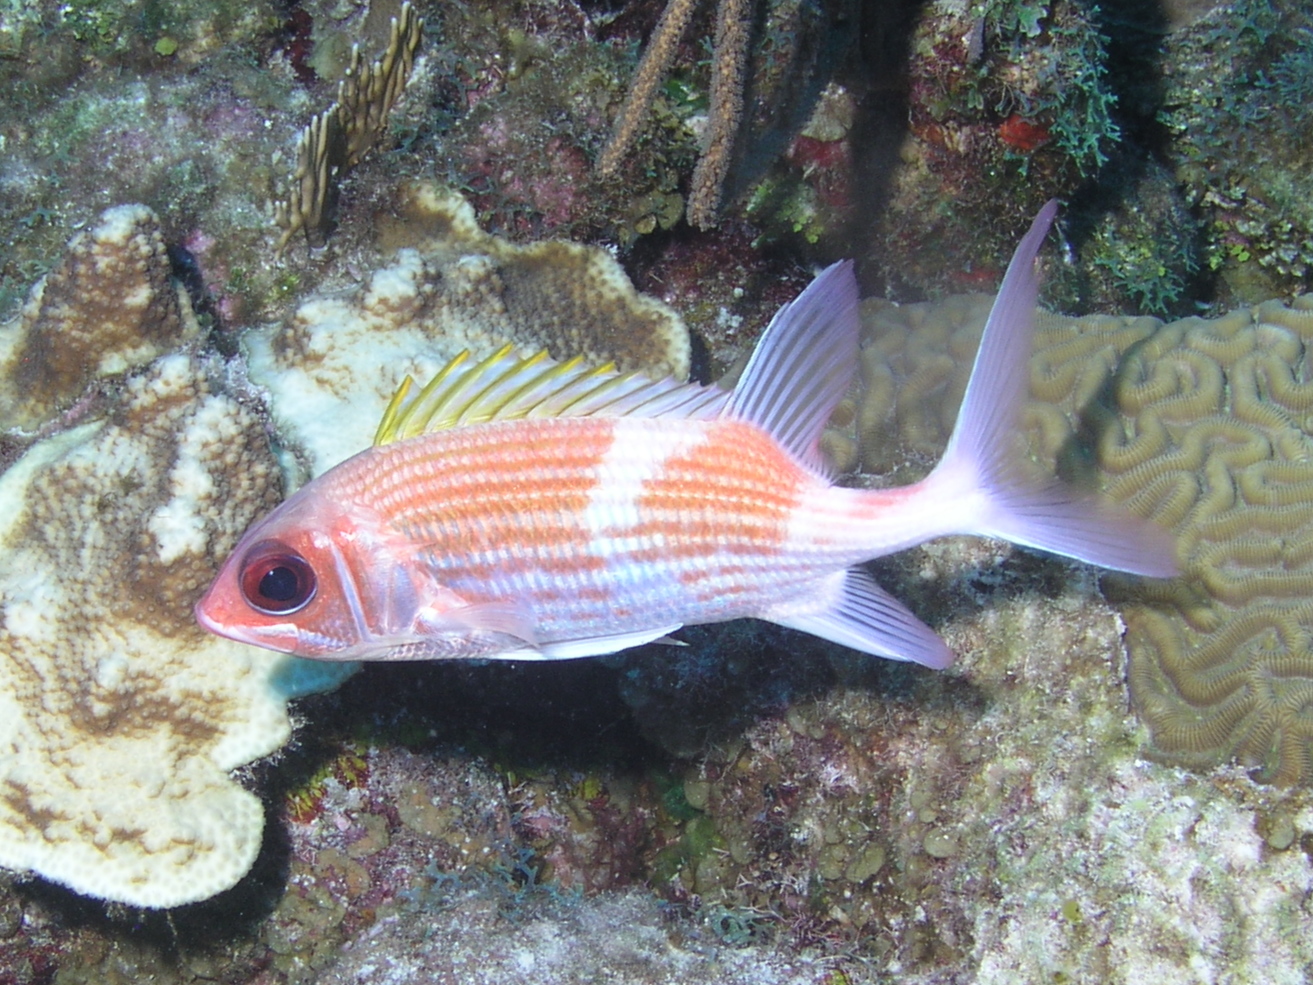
[196, 202, 1177, 668]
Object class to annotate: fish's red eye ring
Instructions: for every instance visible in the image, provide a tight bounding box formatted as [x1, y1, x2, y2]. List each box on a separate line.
[239, 540, 317, 616]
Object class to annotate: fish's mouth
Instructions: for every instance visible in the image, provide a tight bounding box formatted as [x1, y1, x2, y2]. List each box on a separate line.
[193, 598, 303, 654]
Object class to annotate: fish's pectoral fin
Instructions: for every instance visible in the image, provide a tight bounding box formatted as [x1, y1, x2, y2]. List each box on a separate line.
[415, 601, 683, 661]
[764, 569, 954, 669]
[533, 623, 685, 660]
[415, 599, 541, 646]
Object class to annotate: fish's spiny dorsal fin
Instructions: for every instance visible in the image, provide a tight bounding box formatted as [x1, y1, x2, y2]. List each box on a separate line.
[374, 345, 732, 446]
[721, 261, 860, 474]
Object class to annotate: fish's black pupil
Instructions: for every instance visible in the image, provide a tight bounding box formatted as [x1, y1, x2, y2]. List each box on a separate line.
[259, 565, 300, 602]
[238, 541, 316, 615]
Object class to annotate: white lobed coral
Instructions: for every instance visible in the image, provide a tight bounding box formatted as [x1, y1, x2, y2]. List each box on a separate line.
[0, 353, 354, 907]
[0, 207, 360, 908]
[247, 183, 692, 475]
[0, 190, 699, 907]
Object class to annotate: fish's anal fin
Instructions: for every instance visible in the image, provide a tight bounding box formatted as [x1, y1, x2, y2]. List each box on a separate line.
[764, 569, 954, 669]
[722, 261, 860, 475]
[375, 346, 730, 446]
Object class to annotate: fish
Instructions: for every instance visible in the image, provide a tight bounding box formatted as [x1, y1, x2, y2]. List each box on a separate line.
[195, 201, 1177, 668]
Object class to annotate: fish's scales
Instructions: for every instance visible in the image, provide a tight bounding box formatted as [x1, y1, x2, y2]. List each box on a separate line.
[330, 415, 838, 639]
[198, 207, 1180, 669]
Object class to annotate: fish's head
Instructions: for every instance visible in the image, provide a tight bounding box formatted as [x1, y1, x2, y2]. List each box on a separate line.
[195, 480, 423, 660]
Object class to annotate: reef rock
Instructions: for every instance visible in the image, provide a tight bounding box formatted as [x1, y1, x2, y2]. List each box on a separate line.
[856, 292, 1313, 784]
[246, 183, 692, 474]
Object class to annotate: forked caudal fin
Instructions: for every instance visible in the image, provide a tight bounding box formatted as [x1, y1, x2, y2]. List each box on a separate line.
[925, 200, 1179, 578]
[723, 202, 1174, 670]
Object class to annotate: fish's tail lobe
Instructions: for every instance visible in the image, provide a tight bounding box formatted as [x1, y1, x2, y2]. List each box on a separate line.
[927, 201, 1178, 578]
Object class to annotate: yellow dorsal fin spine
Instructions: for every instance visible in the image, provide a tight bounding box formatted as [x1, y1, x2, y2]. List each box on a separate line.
[373, 375, 415, 446]
[468, 349, 554, 425]
[542, 370, 640, 417]
[374, 345, 733, 446]
[425, 344, 516, 432]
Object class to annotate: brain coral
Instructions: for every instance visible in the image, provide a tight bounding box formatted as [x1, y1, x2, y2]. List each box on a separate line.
[857, 292, 1313, 784]
[247, 182, 692, 475]
[0, 209, 354, 907]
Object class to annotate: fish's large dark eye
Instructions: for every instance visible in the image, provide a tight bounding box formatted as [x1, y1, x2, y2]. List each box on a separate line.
[239, 541, 317, 615]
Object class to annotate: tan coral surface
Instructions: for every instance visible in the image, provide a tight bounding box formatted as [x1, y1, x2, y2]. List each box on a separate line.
[0, 205, 201, 432]
[0, 190, 699, 907]
[0, 208, 357, 907]
[857, 293, 1313, 784]
[0, 354, 353, 907]
[249, 183, 691, 475]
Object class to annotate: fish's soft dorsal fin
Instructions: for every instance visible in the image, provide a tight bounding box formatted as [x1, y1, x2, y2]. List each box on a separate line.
[374, 345, 732, 446]
[721, 261, 860, 473]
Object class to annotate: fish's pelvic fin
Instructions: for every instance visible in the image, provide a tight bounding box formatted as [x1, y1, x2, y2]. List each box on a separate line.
[722, 261, 861, 475]
[533, 623, 686, 660]
[928, 201, 1178, 578]
[415, 598, 540, 645]
[415, 606, 685, 661]
[765, 569, 954, 669]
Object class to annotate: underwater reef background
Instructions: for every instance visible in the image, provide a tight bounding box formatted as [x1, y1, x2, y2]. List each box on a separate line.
[0, 0, 1310, 982]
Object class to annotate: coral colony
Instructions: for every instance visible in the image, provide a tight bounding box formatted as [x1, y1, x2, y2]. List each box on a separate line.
[0, 207, 355, 907]
[0, 188, 691, 907]
[858, 292, 1313, 783]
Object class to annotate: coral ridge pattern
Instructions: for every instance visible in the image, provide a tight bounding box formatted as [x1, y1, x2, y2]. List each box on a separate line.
[857, 291, 1313, 784]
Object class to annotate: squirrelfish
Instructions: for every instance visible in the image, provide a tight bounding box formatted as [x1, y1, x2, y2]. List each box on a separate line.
[196, 203, 1177, 667]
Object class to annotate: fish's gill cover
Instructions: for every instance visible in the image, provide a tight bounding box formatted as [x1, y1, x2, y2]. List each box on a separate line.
[855, 291, 1313, 784]
[0, 209, 354, 907]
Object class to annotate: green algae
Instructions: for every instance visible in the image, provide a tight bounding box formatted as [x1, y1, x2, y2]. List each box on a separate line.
[1165, 0, 1313, 304]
